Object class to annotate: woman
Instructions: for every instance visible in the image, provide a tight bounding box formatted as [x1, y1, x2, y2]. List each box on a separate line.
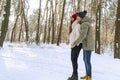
[72, 11, 94, 80]
[68, 12, 84, 80]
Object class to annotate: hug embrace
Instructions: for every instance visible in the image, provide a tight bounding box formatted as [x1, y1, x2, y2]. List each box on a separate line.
[68, 10, 94, 80]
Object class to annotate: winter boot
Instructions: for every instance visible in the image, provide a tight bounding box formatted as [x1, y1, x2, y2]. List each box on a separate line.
[80, 74, 87, 79]
[87, 76, 92, 80]
[68, 74, 78, 80]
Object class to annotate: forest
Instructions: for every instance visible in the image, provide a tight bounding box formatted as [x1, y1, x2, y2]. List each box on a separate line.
[0, 0, 120, 80]
[0, 0, 120, 58]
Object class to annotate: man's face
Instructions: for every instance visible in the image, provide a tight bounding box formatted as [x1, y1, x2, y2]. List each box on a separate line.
[76, 16, 82, 22]
[76, 9, 80, 13]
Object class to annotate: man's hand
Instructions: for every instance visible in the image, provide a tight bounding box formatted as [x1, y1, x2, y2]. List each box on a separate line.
[71, 44, 75, 48]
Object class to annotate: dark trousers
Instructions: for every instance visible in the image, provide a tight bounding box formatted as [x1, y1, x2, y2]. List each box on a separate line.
[83, 50, 92, 77]
[71, 43, 82, 76]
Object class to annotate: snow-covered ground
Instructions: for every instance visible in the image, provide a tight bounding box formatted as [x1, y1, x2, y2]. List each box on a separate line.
[0, 43, 120, 80]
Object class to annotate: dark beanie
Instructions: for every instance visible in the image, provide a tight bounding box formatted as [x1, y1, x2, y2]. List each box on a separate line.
[77, 10, 87, 18]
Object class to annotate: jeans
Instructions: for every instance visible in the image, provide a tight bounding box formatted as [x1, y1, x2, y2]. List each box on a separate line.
[83, 50, 92, 77]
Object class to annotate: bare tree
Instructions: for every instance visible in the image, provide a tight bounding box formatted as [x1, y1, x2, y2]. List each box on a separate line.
[43, 1, 48, 43]
[90, 0, 93, 18]
[18, 14, 24, 41]
[51, 0, 55, 44]
[95, 0, 101, 54]
[104, 0, 108, 46]
[35, 0, 41, 45]
[77, 0, 81, 10]
[57, 0, 66, 45]
[0, 0, 11, 47]
[47, 9, 52, 44]
[0, 0, 4, 15]
[84, 0, 86, 10]
[22, 0, 30, 42]
[114, 0, 120, 59]
[10, 0, 22, 42]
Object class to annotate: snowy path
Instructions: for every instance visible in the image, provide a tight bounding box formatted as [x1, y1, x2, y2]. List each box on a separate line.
[0, 43, 120, 80]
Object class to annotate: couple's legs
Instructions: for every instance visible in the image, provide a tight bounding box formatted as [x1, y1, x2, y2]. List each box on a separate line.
[83, 50, 92, 77]
[71, 43, 82, 76]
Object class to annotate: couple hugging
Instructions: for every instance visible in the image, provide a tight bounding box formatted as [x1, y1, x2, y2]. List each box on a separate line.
[68, 10, 94, 80]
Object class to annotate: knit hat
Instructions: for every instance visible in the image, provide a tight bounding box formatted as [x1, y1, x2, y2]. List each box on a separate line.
[71, 13, 77, 20]
[77, 10, 87, 18]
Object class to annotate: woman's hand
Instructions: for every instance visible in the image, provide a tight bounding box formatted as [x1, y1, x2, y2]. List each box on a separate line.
[71, 44, 75, 48]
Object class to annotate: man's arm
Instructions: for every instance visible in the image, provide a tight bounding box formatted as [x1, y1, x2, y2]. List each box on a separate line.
[73, 23, 89, 45]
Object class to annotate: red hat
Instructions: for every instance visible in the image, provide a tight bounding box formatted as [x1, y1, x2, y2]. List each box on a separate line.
[71, 13, 77, 20]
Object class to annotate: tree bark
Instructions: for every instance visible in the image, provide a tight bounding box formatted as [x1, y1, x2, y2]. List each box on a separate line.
[114, 0, 120, 59]
[95, 0, 101, 54]
[90, 0, 93, 18]
[51, 0, 55, 44]
[57, 0, 66, 46]
[35, 0, 41, 45]
[77, 0, 81, 10]
[84, 0, 86, 10]
[10, 15, 19, 43]
[43, 4, 48, 43]
[47, 9, 52, 44]
[18, 13, 24, 42]
[0, 0, 11, 47]
[23, 9, 29, 42]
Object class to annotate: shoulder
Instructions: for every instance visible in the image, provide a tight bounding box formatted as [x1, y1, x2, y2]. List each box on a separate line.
[72, 20, 78, 27]
[81, 22, 90, 28]
[74, 23, 80, 29]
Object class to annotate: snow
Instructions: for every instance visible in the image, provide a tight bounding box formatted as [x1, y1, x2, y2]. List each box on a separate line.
[0, 42, 120, 80]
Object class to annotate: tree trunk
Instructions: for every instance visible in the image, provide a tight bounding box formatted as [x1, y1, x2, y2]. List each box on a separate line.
[84, 0, 86, 10]
[0, 0, 11, 47]
[23, 9, 29, 42]
[43, 5, 48, 43]
[51, 0, 55, 44]
[105, 5, 108, 46]
[18, 13, 24, 42]
[40, 0, 48, 43]
[90, 0, 93, 18]
[77, 0, 81, 10]
[10, 15, 19, 43]
[47, 10, 52, 44]
[73, 0, 76, 12]
[35, 0, 41, 45]
[0, 1, 4, 15]
[54, 0, 58, 43]
[57, 0, 66, 46]
[114, 0, 120, 59]
[95, 0, 101, 54]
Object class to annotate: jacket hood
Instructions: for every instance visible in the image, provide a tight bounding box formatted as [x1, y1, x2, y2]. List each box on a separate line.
[81, 16, 92, 23]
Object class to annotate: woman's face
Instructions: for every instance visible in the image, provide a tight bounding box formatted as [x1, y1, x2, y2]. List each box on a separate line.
[76, 16, 82, 22]
[71, 18, 75, 21]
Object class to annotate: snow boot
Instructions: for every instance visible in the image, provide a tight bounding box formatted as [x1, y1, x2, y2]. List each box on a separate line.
[80, 74, 87, 79]
[68, 74, 78, 80]
[87, 76, 92, 80]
